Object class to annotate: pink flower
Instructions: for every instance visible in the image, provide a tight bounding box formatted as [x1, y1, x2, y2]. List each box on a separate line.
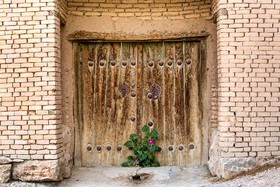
[133, 157, 139, 163]
[147, 138, 154, 146]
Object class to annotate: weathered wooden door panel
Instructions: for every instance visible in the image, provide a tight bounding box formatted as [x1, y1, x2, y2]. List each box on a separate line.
[141, 42, 165, 164]
[76, 41, 205, 167]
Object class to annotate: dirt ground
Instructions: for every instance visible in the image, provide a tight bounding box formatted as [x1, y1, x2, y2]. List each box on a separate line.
[207, 166, 280, 187]
[2, 165, 280, 187]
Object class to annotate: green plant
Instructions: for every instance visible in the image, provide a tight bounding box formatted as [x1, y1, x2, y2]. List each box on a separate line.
[121, 125, 160, 167]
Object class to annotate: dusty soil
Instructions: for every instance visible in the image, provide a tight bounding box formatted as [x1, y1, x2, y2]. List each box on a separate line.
[2, 165, 280, 187]
[207, 165, 280, 187]
[56, 165, 280, 187]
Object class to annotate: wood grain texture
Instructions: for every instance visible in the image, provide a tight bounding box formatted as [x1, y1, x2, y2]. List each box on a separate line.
[77, 41, 205, 166]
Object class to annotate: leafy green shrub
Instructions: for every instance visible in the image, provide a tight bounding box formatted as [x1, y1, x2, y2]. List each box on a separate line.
[121, 125, 160, 167]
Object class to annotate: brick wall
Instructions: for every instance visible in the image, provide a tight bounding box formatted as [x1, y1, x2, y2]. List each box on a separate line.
[211, 0, 217, 16]
[0, 0, 63, 160]
[57, 0, 67, 23]
[67, 0, 212, 20]
[217, 0, 280, 159]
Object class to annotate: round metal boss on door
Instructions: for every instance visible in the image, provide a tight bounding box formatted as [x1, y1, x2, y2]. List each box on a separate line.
[158, 146, 162, 152]
[186, 59, 192, 65]
[117, 145, 122, 151]
[168, 146, 174, 151]
[189, 144, 195, 150]
[131, 92, 136, 98]
[97, 145, 102, 151]
[131, 60, 136, 66]
[130, 116, 136, 122]
[110, 60, 116, 66]
[99, 60, 105, 66]
[106, 145, 111, 151]
[148, 121, 153, 127]
[122, 61, 127, 66]
[178, 145, 184, 151]
[159, 61, 164, 66]
[167, 60, 173, 66]
[147, 93, 153, 99]
[177, 59, 182, 66]
[88, 61, 94, 67]
[87, 144, 92, 151]
[148, 61, 154, 67]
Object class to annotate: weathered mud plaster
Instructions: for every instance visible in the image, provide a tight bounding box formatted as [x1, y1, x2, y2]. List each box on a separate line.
[67, 30, 210, 41]
[60, 15, 217, 174]
[208, 129, 220, 176]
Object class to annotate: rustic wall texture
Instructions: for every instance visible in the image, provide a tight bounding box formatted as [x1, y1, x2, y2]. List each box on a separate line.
[209, 0, 280, 178]
[0, 0, 280, 183]
[67, 0, 212, 19]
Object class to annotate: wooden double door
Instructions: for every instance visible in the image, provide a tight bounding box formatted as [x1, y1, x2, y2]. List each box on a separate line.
[75, 40, 206, 167]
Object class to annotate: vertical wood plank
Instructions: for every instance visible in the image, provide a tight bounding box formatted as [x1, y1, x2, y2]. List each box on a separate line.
[186, 42, 202, 165]
[174, 42, 186, 166]
[108, 43, 122, 165]
[184, 41, 193, 165]
[128, 42, 138, 142]
[141, 43, 152, 133]
[74, 43, 82, 167]
[80, 44, 95, 167]
[157, 42, 166, 165]
[93, 43, 107, 166]
[144, 42, 165, 165]
[102, 43, 116, 166]
[104, 43, 114, 165]
[164, 42, 176, 165]
[114, 42, 135, 165]
[136, 43, 143, 134]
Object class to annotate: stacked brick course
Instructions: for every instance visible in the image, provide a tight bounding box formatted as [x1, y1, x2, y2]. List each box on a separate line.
[67, 0, 212, 20]
[58, 0, 68, 22]
[0, 0, 63, 161]
[216, 0, 280, 161]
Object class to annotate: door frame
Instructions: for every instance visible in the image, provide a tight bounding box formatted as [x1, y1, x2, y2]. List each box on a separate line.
[73, 36, 210, 167]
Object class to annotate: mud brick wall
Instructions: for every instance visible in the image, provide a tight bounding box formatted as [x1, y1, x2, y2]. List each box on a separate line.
[211, 0, 217, 15]
[216, 1, 280, 159]
[0, 0, 63, 161]
[58, 0, 68, 22]
[67, 0, 212, 20]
